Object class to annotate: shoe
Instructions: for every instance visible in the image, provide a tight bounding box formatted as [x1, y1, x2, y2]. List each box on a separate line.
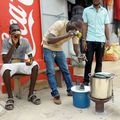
[53, 96, 61, 105]
[28, 94, 41, 105]
[83, 82, 89, 86]
[5, 98, 14, 110]
[67, 91, 73, 96]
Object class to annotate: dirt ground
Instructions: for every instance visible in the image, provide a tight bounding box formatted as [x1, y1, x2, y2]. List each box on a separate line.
[0, 60, 120, 120]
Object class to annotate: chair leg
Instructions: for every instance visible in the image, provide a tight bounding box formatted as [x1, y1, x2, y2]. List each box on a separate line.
[14, 77, 23, 99]
[55, 70, 62, 88]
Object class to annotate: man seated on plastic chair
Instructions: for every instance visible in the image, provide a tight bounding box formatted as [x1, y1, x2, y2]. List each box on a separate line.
[1, 23, 40, 110]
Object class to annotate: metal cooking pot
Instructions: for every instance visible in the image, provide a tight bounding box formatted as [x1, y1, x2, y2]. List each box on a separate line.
[89, 72, 114, 99]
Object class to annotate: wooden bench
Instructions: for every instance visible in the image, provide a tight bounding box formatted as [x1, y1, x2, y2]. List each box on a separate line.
[13, 66, 63, 99]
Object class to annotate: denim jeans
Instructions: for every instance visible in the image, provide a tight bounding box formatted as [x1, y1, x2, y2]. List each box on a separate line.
[43, 48, 73, 97]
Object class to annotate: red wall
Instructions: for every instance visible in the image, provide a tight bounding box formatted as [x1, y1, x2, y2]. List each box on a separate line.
[0, 0, 43, 61]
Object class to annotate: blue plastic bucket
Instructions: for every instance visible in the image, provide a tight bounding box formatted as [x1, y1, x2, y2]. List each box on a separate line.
[71, 86, 90, 108]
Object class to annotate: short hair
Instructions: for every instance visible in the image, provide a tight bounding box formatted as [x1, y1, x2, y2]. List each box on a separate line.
[66, 16, 83, 32]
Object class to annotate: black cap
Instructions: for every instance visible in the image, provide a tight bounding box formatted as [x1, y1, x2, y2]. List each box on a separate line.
[9, 23, 20, 34]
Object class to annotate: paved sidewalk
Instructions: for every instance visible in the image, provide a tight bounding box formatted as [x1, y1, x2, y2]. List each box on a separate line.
[0, 61, 120, 120]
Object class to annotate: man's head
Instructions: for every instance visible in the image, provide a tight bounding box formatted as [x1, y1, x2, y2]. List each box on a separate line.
[93, 0, 100, 6]
[9, 23, 21, 34]
[9, 23, 21, 40]
[66, 16, 83, 32]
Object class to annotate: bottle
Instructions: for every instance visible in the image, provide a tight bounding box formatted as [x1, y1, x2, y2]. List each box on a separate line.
[76, 80, 80, 90]
[75, 31, 82, 39]
[80, 83, 85, 90]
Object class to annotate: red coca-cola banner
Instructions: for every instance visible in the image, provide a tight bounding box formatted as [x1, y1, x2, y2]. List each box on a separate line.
[0, 0, 43, 87]
[0, 0, 43, 62]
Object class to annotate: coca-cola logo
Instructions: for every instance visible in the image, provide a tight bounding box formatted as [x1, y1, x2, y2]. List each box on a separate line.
[1, 0, 36, 56]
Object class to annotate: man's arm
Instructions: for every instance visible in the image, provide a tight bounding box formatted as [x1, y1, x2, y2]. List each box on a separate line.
[2, 44, 16, 63]
[73, 44, 87, 61]
[82, 23, 88, 51]
[73, 44, 81, 57]
[25, 39, 34, 65]
[47, 31, 74, 44]
[47, 33, 69, 44]
[105, 24, 110, 47]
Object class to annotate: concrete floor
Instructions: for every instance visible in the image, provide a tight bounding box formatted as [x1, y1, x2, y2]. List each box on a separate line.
[0, 61, 120, 120]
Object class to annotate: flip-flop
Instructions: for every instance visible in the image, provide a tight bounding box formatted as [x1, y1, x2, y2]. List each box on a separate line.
[5, 98, 14, 110]
[28, 94, 41, 105]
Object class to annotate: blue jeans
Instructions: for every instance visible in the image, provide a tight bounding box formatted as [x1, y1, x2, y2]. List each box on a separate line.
[43, 48, 73, 97]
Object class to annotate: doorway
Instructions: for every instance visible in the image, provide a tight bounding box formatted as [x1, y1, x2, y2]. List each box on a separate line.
[67, 0, 93, 20]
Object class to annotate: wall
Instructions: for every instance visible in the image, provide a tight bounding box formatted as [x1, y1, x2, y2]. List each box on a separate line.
[40, 0, 71, 57]
[40, 0, 115, 57]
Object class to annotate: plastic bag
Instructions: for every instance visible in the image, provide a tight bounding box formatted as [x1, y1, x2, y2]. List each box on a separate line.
[70, 55, 85, 67]
[103, 46, 119, 61]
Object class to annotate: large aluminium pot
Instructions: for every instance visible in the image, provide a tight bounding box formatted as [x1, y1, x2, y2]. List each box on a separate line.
[89, 72, 114, 99]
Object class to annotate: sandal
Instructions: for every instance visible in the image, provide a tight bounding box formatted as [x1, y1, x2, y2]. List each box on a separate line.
[28, 94, 41, 105]
[5, 98, 14, 110]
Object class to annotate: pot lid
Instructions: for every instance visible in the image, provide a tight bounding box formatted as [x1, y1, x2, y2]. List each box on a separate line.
[94, 72, 113, 78]
[71, 85, 90, 93]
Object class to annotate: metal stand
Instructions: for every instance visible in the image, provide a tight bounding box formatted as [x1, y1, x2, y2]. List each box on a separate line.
[90, 96, 111, 113]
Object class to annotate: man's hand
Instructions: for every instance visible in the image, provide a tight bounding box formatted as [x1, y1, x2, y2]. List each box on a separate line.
[105, 40, 111, 50]
[25, 59, 33, 66]
[12, 39, 18, 46]
[26, 54, 33, 66]
[68, 30, 76, 37]
[11, 34, 19, 46]
[78, 54, 87, 62]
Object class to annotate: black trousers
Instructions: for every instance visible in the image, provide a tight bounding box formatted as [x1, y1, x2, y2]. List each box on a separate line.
[84, 41, 105, 83]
